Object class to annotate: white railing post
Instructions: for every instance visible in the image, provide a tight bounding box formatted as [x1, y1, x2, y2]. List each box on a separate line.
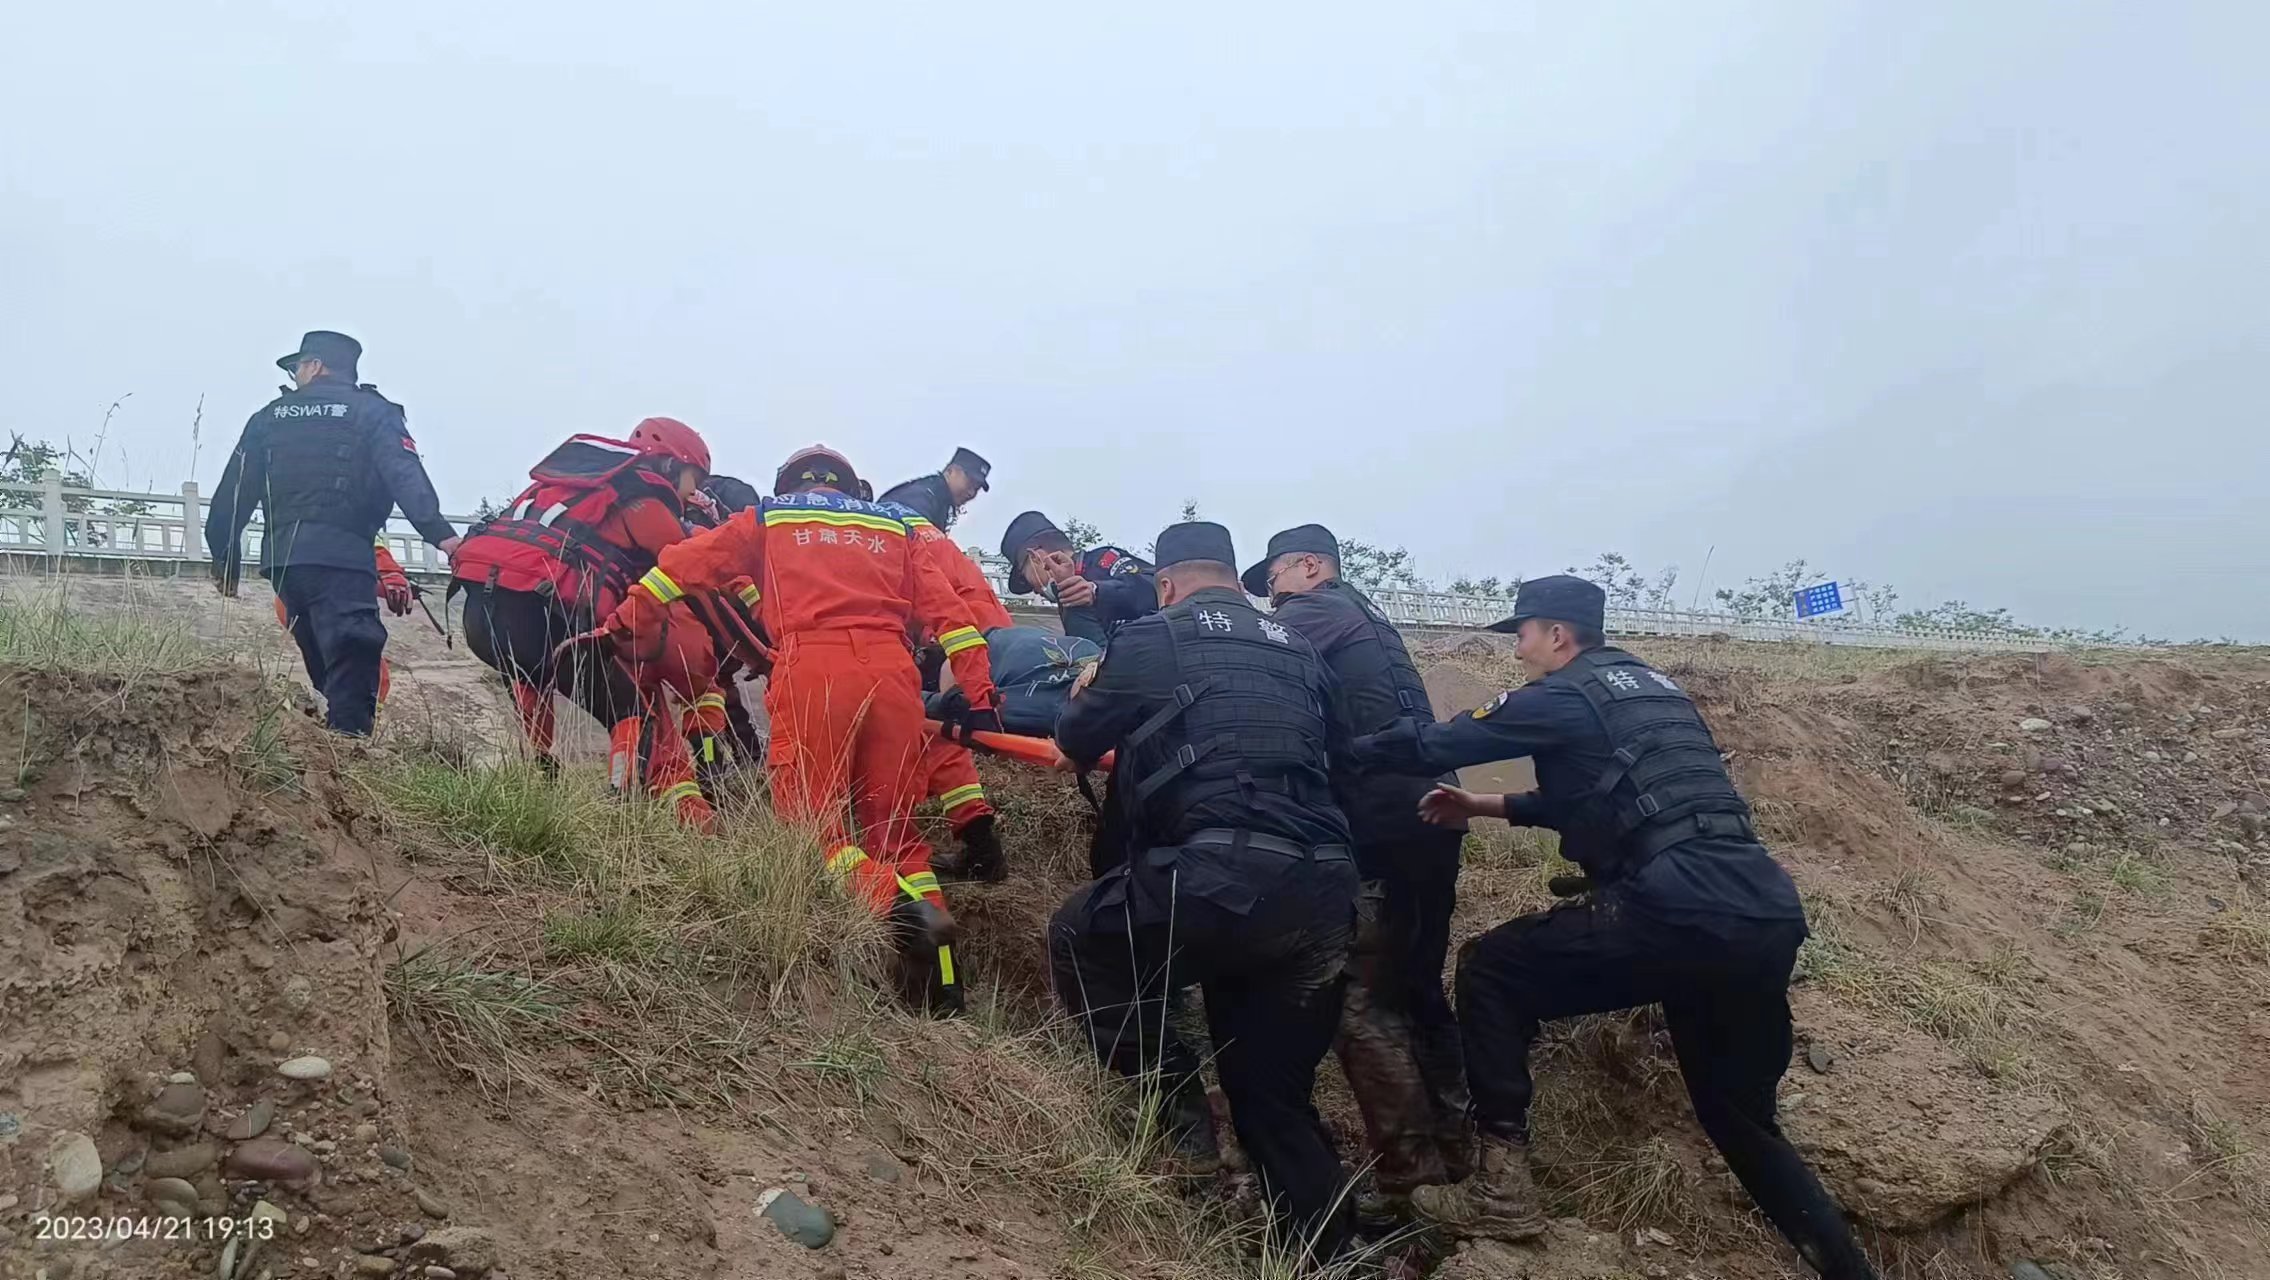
[181, 480, 204, 561]
[41, 470, 66, 557]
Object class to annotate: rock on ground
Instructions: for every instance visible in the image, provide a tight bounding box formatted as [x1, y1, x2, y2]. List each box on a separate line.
[1784, 1012, 2063, 1229]
[49, 1131, 103, 1203]
[1432, 1220, 1633, 1279]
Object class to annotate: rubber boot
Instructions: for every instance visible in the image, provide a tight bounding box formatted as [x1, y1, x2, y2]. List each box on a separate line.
[888, 894, 964, 1018]
[1162, 1078, 1223, 1175]
[1409, 1135, 1547, 1241]
[932, 814, 1006, 884]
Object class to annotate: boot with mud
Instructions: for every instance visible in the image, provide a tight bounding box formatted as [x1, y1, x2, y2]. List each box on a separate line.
[1409, 1134, 1547, 1242]
[888, 893, 965, 1018]
[1160, 1079, 1223, 1176]
[931, 814, 1007, 883]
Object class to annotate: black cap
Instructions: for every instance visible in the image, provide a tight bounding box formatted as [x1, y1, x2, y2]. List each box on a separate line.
[1487, 574, 1606, 635]
[1240, 523, 1341, 597]
[948, 447, 991, 491]
[275, 330, 361, 376]
[1153, 521, 1236, 571]
[1000, 511, 1067, 594]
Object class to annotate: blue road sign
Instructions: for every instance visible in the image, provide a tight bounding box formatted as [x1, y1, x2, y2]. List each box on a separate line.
[1795, 581, 1845, 619]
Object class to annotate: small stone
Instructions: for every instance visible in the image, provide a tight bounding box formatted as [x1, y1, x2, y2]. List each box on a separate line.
[143, 1081, 209, 1136]
[148, 1177, 200, 1207]
[293, 1216, 310, 1236]
[401, 1224, 427, 1243]
[48, 1132, 102, 1203]
[227, 1139, 320, 1185]
[1923, 751, 1961, 778]
[169, 1071, 200, 1085]
[354, 1123, 379, 1145]
[402, 1226, 496, 1275]
[2019, 718, 2053, 734]
[0, 1192, 16, 1212]
[2064, 842, 2094, 857]
[1806, 1044, 1833, 1074]
[2242, 814, 2265, 839]
[267, 1032, 293, 1055]
[278, 1056, 333, 1081]
[2212, 801, 2240, 821]
[1637, 1227, 1678, 1248]
[818, 1267, 848, 1280]
[380, 1147, 413, 1171]
[293, 1131, 317, 1147]
[311, 1140, 338, 1155]
[2212, 727, 2248, 740]
[0, 787, 24, 802]
[757, 1188, 835, 1249]
[2143, 751, 2163, 763]
[424, 1269, 457, 1280]
[2185, 752, 2200, 764]
[145, 1141, 222, 1179]
[354, 1257, 396, 1277]
[1998, 769, 2030, 788]
[227, 1101, 277, 1141]
[349, 1098, 383, 1119]
[414, 1188, 452, 1219]
[864, 1151, 906, 1184]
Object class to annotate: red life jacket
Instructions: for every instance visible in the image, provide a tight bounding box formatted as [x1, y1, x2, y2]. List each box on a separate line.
[451, 435, 685, 615]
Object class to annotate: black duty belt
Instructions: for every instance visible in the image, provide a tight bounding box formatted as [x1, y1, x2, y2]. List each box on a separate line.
[1184, 828, 1351, 863]
[1628, 810, 1757, 865]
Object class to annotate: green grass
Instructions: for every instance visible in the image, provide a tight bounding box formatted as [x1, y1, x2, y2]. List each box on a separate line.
[0, 585, 208, 677]
[385, 947, 568, 1096]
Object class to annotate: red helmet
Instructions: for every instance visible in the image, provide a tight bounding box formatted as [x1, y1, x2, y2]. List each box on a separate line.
[627, 416, 711, 474]
[773, 444, 861, 496]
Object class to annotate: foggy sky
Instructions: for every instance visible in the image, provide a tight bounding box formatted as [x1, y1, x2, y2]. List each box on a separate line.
[4, 2, 2264, 639]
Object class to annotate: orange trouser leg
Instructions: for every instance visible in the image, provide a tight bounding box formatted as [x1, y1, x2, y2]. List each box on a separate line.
[767, 636, 942, 916]
[606, 706, 714, 832]
[921, 738, 993, 833]
[512, 681, 556, 756]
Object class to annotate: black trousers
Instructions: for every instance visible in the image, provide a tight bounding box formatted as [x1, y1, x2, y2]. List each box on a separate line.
[1049, 854, 1359, 1259]
[1458, 897, 1875, 1280]
[1337, 837, 1469, 1192]
[273, 565, 386, 736]
[459, 583, 642, 728]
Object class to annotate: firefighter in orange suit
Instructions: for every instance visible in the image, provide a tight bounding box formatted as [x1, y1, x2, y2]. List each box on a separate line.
[876, 480, 1015, 881]
[594, 445, 1003, 1015]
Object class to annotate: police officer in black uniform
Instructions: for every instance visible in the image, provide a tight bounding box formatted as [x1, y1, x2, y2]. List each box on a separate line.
[1000, 510, 1157, 644]
[1243, 524, 1471, 1225]
[879, 446, 990, 531]
[1050, 522, 1359, 1259]
[1352, 575, 1877, 1280]
[208, 331, 459, 736]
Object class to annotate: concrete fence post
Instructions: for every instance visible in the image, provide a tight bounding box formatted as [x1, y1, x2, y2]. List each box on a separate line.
[41, 470, 66, 557]
[181, 481, 203, 561]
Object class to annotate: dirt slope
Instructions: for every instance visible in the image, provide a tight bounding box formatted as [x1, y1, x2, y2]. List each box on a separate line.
[7, 575, 2270, 1280]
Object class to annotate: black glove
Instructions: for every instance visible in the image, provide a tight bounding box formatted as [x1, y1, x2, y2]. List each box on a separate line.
[927, 687, 971, 721]
[939, 704, 1005, 743]
[1547, 874, 1593, 898]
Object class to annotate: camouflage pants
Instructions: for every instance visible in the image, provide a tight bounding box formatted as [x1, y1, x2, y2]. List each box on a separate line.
[1336, 841, 1471, 1194]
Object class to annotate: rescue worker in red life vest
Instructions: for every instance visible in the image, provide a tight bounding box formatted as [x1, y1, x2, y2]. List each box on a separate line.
[876, 475, 1014, 882]
[448, 418, 722, 831]
[588, 444, 1003, 1015]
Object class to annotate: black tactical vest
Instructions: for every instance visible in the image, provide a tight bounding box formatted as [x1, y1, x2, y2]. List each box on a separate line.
[1119, 598, 1338, 847]
[1545, 647, 1752, 877]
[1322, 581, 1436, 730]
[259, 383, 381, 529]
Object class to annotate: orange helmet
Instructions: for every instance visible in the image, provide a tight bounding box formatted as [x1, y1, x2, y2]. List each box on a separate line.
[773, 444, 860, 496]
[627, 416, 711, 474]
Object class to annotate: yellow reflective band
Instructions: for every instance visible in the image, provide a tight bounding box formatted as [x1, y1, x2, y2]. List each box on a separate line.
[939, 626, 986, 656]
[695, 691, 727, 711]
[937, 944, 957, 987]
[827, 846, 870, 876]
[640, 568, 685, 603]
[701, 738, 717, 763]
[736, 582, 761, 606]
[901, 515, 932, 529]
[659, 780, 703, 805]
[939, 783, 986, 810]
[761, 509, 907, 536]
[898, 871, 941, 899]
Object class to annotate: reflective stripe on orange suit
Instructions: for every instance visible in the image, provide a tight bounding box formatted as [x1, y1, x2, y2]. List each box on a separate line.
[898, 517, 1005, 829]
[622, 496, 998, 914]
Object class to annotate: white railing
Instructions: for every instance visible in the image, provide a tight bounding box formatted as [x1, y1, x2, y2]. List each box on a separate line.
[0, 476, 2096, 653]
[0, 475, 474, 579]
[963, 552, 2083, 654]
